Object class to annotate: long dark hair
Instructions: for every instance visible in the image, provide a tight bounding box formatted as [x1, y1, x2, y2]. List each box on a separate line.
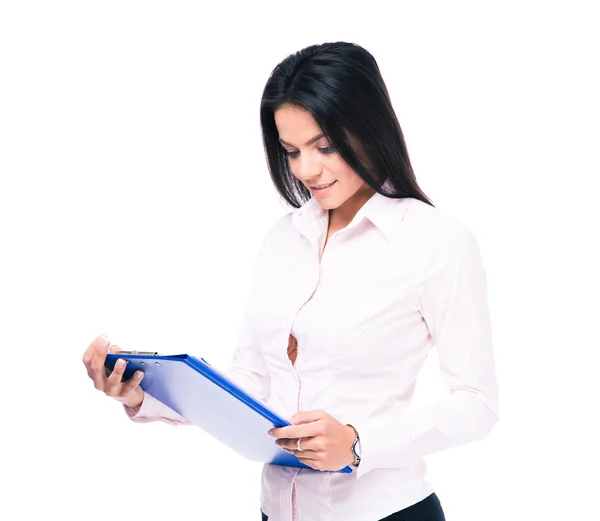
[260, 41, 434, 209]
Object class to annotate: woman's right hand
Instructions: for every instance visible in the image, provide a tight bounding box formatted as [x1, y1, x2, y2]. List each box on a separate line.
[82, 334, 145, 408]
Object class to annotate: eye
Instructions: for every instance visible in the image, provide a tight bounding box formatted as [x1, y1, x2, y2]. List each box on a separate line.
[284, 150, 300, 158]
[318, 146, 334, 154]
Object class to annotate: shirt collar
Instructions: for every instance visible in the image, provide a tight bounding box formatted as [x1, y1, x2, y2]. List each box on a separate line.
[291, 180, 411, 243]
[356, 189, 408, 241]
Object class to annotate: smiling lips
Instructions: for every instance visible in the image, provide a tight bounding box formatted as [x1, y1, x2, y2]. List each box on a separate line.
[311, 182, 335, 189]
[309, 181, 337, 197]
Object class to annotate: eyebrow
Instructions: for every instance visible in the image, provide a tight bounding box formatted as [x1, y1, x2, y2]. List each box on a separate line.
[278, 133, 326, 147]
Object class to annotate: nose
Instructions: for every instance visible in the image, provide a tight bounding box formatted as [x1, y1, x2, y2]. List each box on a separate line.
[295, 152, 322, 182]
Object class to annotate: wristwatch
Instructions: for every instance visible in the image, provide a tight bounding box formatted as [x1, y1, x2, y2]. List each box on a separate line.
[347, 424, 361, 467]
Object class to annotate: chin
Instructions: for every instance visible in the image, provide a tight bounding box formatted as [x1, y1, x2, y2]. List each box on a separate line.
[315, 198, 343, 210]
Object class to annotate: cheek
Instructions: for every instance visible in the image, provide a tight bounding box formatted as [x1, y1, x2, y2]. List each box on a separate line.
[333, 162, 362, 187]
[287, 160, 300, 178]
[328, 157, 352, 178]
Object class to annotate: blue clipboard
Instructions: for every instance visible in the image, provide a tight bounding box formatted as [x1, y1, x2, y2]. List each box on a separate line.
[105, 352, 353, 474]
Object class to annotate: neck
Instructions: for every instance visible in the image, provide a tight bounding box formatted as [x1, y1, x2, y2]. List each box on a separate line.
[329, 184, 375, 231]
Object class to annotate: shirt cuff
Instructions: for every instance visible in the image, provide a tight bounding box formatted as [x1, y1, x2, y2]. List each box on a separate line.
[351, 417, 412, 479]
[123, 391, 191, 425]
[351, 390, 499, 479]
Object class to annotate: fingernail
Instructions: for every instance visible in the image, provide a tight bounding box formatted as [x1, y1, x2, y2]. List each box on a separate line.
[99, 334, 110, 351]
[136, 372, 143, 379]
[117, 359, 125, 368]
[268, 429, 274, 436]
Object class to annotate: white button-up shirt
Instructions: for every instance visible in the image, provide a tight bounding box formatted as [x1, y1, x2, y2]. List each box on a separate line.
[127, 191, 499, 521]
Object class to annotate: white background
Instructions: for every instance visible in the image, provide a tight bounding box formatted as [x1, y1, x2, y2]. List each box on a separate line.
[1, 1, 598, 520]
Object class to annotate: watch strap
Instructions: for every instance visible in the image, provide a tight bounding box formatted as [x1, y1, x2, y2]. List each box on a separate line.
[347, 424, 361, 466]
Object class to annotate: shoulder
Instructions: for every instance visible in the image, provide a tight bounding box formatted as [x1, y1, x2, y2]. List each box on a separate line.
[402, 202, 488, 293]
[251, 212, 298, 263]
[402, 198, 478, 254]
[261, 211, 296, 243]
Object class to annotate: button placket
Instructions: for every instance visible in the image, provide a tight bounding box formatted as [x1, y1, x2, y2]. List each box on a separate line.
[288, 245, 321, 416]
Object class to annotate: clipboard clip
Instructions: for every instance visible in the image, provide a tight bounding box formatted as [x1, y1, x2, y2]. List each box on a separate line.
[116, 350, 161, 356]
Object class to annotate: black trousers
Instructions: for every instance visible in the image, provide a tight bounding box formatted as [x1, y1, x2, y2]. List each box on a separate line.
[261, 492, 445, 520]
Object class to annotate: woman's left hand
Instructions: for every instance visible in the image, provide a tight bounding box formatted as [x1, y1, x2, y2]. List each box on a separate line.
[268, 410, 356, 471]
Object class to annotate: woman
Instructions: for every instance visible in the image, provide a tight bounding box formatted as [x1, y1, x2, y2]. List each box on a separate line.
[83, 41, 499, 520]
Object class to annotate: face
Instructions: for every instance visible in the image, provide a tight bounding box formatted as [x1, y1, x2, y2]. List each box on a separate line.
[274, 104, 374, 214]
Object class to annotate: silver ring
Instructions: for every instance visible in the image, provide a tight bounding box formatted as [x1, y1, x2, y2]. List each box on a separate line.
[296, 438, 303, 452]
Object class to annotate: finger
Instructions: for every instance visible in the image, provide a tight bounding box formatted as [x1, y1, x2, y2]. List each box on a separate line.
[104, 344, 122, 378]
[105, 358, 127, 395]
[82, 334, 110, 367]
[291, 451, 320, 462]
[89, 336, 111, 374]
[88, 336, 112, 389]
[122, 369, 144, 394]
[270, 421, 323, 440]
[291, 409, 328, 425]
[281, 446, 318, 458]
[277, 437, 318, 452]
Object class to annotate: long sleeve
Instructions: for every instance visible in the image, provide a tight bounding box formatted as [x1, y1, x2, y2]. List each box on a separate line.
[354, 226, 500, 478]
[223, 219, 282, 403]
[124, 391, 191, 425]
[124, 317, 271, 424]
[224, 311, 272, 403]
[123, 218, 283, 424]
